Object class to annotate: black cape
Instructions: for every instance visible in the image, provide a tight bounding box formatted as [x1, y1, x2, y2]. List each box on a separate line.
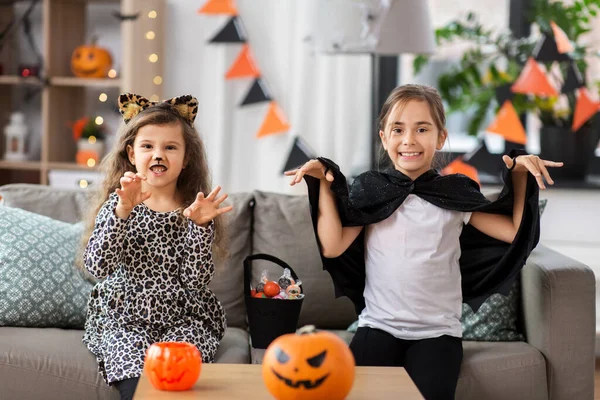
[305, 150, 540, 314]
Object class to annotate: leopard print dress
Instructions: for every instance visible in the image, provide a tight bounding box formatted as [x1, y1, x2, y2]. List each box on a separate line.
[82, 193, 226, 384]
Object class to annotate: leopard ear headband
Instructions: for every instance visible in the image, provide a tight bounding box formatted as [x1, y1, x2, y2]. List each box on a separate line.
[117, 93, 199, 125]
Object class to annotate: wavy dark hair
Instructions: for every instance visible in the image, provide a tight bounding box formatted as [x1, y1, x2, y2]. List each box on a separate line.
[78, 103, 227, 269]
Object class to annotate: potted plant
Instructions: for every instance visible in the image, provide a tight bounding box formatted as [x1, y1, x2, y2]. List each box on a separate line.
[71, 117, 106, 167]
[414, 0, 600, 180]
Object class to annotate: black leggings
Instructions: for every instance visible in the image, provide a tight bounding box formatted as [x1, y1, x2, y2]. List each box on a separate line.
[350, 327, 463, 400]
[113, 377, 140, 400]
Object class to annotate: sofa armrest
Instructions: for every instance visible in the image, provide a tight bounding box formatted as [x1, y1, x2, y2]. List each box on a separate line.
[521, 244, 595, 400]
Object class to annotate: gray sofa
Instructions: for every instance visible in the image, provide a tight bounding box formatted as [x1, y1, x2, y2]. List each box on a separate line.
[0, 183, 595, 400]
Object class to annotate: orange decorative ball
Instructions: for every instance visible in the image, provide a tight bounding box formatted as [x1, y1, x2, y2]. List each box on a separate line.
[71, 40, 113, 78]
[144, 342, 202, 391]
[262, 325, 355, 400]
[263, 281, 281, 297]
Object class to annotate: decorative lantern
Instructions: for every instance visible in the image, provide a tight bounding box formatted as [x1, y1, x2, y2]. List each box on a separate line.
[3, 112, 28, 161]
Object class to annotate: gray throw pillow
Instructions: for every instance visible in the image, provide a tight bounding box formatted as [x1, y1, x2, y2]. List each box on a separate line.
[0, 205, 92, 328]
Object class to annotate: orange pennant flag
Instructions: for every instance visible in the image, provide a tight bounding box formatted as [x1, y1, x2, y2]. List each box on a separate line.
[550, 21, 573, 54]
[486, 100, 527, 144]
[441, 157, 480, 185]
[198, 0, 238, 15]
[511, 57, 558, 97]
[257, 101, 290, 138]
[572, 87, 599, 132]
[225, 44, 260, 79]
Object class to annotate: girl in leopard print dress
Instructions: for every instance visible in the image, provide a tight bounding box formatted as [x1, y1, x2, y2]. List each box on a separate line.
[81, 94, 232, 400]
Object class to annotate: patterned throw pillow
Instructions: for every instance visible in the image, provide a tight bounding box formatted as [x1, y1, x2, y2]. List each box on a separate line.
[0, 205, 92, 329]
[461, 279, 524, 341]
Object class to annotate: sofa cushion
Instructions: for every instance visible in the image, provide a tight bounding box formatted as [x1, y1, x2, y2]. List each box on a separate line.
[0, 326, 249, 400]
[250, 191, 357, 330]
[0, 206, 92, 329]
[210, 192, 254, 329]
[458, 341, 548, 400]
[0, 327, 119, 400]
[0, 184, 90, 223]
[214, 327, 251, 364]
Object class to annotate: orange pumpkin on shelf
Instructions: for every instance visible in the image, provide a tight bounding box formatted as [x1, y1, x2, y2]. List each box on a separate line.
[143, 342, 202, 391]
[262, 325, 355, 400]
[71, 38, 113, 78]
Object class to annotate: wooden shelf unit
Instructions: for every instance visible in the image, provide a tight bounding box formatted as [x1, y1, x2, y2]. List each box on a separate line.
[0, 0, 164, 186]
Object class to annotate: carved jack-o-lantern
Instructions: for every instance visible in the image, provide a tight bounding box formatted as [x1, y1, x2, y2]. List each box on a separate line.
[262, 325, 355, 400]
[71, 39, 113, 78]
[143, 342, 202, 391]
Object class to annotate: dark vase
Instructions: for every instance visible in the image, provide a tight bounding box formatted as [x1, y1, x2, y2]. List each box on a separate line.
[539, 120, 600, 181]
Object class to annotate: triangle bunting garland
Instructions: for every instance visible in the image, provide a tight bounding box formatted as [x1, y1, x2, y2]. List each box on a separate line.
[486, 100, 528, 145]
[511, 57, 558, 97]
[572, 87, 599, 132]
[209, 17, 247, 43]
[257, 101, 290, 138]
[198, 0, 238, 16]
[441, 157, 480, 185]
[241, 78, 272, 106]
[225, 44, 261, 79]
[201, 2, 292, 139]
[282, 136, 316, 173]
[550, 21, 574, 54]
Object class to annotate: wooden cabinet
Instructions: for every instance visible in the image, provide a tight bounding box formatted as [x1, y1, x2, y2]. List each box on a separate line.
[0, 0, 164, 185]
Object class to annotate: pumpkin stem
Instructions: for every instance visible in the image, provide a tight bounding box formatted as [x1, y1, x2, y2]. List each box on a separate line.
[90, 35, 98, 46]
[297, 325, 317, 335]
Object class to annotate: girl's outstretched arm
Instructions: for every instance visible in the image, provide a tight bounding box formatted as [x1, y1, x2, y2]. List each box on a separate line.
[469, 155, 563, 243]
[286, 160, 362, 258]
[180, 186, 232, 288]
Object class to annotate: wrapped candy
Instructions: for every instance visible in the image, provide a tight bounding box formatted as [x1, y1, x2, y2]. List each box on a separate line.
[286, 284, 301, 299]
[277, 268, 295, 290]
[263, 281, 281, 297]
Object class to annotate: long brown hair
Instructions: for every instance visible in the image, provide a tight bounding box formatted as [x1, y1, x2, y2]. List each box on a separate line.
[79, 103, 227, 267]
[376, 84, 449, 169]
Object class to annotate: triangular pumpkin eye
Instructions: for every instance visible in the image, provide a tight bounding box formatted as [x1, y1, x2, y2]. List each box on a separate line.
[275, 347, 290, 364]
[306, 350, 327, 368]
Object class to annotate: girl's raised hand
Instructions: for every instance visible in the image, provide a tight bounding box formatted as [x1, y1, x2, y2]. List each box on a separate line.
[502, 154, 564, 190]
[183, 186, 233, 226]
[115, 171, 151, 211]
[285, 159, 335, 186]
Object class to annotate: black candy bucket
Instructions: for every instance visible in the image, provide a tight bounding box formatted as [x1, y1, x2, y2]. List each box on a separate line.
[243, 254, 304, 349]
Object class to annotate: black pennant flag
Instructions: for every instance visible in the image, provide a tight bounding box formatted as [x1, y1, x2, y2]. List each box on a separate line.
[533, 34, 570, 62]
[240, 78, 272, 106]
[282, 136, 316, 174]
[209, 17, 247, 43]
[562, 61, 584, 93]
[495, 83, 515, 105]
[463, 141, 503, 176]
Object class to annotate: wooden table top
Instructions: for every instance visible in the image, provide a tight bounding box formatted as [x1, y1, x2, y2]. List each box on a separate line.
[134, 363, 423, 399]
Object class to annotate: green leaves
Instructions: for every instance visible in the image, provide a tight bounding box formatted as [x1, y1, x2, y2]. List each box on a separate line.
[412, 1, 600, 136]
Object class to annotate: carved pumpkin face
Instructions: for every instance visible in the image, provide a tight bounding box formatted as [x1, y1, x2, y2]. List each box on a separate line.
[262, 326, 355, 400]
[143, 342, 202, 391]
[71, 44, 113, 78]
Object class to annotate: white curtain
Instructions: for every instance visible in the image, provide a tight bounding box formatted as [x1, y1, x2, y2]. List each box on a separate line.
[164, 0, 372, 194]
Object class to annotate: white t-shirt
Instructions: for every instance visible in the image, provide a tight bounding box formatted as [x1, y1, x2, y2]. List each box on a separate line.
[358, 194, 471, 340]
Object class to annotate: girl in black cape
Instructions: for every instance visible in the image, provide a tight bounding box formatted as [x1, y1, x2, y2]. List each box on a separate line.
[286, 84, 562, 400]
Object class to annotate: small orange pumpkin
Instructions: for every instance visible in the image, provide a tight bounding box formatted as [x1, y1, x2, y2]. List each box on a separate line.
[143, 342, 202, 391]
[71, 38, 113, 78]
[262, 325, 355, 400]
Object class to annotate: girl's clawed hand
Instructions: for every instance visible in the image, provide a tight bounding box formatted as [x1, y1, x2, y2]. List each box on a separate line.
[183, 186, 233, 226]
[502, 155, 564, 190]
[115, 171, 151, 210]
[285, 159, 335, 186]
